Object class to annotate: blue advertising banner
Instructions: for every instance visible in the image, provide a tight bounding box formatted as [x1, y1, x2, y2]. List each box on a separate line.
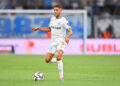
[0, 15, 91, 37]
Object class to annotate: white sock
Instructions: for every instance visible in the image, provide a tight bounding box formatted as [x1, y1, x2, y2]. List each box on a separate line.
[50, 58, 57, 63]
[57, 60, 63, 78]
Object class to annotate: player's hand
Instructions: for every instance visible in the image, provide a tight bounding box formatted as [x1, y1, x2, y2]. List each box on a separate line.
[65, 37, 69, 44]
[31, 28, 38, 32]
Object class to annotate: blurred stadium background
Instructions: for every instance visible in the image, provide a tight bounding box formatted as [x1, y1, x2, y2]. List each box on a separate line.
[0, 0, 120, 86]
[0, 0, 120, 55]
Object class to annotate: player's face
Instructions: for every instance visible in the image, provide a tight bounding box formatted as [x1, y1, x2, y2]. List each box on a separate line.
[54, 7, 62, 18]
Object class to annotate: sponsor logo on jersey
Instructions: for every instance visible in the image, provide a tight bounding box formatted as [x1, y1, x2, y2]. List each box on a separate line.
[51, 26, 61, 29]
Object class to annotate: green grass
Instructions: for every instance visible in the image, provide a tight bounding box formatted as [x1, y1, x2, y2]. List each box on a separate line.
[0, 55, 120, 86]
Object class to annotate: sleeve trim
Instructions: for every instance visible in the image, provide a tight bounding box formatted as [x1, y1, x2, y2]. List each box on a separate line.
[66, 27, 71, 29]
[49, 27, 51, 29]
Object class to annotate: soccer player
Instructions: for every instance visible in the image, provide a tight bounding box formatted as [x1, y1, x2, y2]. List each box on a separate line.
[31, 5, 72, 81]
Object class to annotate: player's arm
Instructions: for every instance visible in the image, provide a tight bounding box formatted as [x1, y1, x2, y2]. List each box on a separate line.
[31, 27, 51, 32]
[65, 29, 72, 44]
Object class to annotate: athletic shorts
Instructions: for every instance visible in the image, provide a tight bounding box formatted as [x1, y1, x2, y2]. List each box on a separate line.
[47, 41, 67, 54]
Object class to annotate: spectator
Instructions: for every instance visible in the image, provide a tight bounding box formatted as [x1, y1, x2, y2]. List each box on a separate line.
[92, 4, 100, 15]
[27, 0, 35, 9]
[71, 1, 79, 9]
[0, 0, 8, 9]
[44, 0, 52, 9]
[103, 24, 115, 38]
[114, 0, 120, 15]
[101, 7, 111, 17]
[85, 0, 92, 15]
[96, 0, 105, 12]
[8, 2, 16, 9]
[105, 0, 116, 14]
[63, 0, 72, 9]
[52, 0, 60, 7]
[98, 28, 103, 38]
[37, 0, 45, 9]
[103, 29, 110, 38]
[23, 0, 29, 9]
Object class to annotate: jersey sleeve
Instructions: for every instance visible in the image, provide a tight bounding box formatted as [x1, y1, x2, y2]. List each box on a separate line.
[64, 18, 71, 30]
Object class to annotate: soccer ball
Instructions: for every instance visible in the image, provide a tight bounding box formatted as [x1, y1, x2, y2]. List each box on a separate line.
[34, 72, 44, 81]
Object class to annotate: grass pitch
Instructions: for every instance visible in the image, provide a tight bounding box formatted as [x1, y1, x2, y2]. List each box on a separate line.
[0, 55, 120, 86]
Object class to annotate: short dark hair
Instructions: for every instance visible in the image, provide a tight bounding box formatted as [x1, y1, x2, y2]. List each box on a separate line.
[53, 5, 63, 9]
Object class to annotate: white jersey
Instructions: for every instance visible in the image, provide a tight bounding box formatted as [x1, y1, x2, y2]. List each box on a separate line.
[49, 16, 71, 45]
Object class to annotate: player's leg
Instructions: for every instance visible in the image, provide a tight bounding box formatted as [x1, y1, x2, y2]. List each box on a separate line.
[56, 50, 63, 61]
[56, 41, 67, 81]
[46, 45, 57, 63]
[56, 50, 64, 81]
[50, 57, 57, 63]
[45, 52, 54, 63]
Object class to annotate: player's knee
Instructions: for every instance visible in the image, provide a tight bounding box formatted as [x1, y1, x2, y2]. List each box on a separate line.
[45, 59, 50, 63]
[56, 56, 62, 61]
[45, 57, 50, 63]
[56, 52, 63, 61]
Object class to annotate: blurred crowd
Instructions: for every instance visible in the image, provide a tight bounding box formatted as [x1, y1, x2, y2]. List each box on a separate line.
[0, 0, 120, 16]
[0, 0, 82, 9]
[0, 0, 120, 38]
[0, 0, 120, 15]
[87, 0, 120, 15]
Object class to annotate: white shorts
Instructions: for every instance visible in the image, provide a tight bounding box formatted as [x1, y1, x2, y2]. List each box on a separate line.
[47, 41, 67, 54]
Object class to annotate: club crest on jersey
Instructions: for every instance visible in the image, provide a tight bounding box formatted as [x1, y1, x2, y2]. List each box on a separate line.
[67, 23, 70, 26]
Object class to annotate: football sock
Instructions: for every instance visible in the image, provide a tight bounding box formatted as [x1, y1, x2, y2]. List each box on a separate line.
[57, 60, 63, 78]
[50, 58, 57, 63]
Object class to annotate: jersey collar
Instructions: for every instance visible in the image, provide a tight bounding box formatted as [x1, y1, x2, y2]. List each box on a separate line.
[55, 16, 63, 19]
